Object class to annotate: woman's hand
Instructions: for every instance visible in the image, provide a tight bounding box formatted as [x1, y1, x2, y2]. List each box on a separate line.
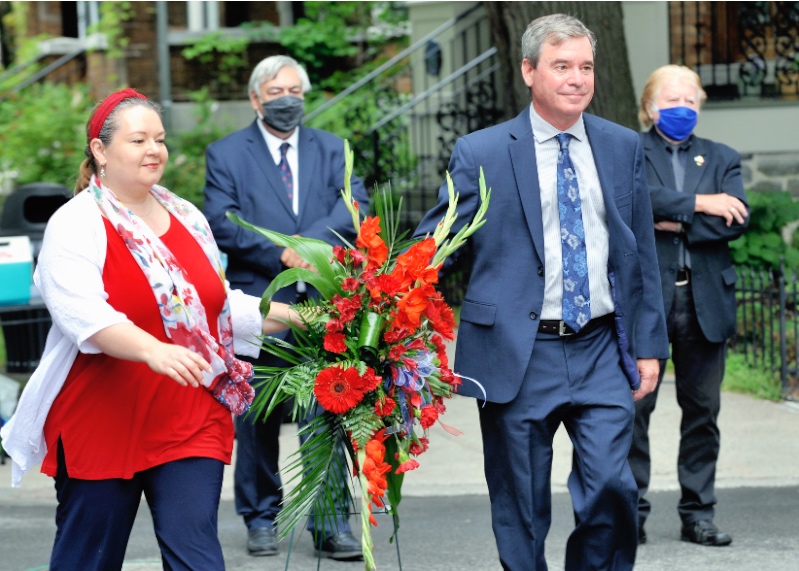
[89, 322, 212, 388]
[144, 342, 212, 388]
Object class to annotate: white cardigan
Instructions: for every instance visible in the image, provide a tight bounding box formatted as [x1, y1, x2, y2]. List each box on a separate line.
[0, 189, 263, 487]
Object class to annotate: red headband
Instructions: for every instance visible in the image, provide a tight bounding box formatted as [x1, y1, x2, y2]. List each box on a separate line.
[89, 88, 148, 140]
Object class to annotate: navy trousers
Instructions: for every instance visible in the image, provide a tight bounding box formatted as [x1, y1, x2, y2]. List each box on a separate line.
[478, 324, 638, 571]
[629, 283, 725, 526]
[50, 442, 225, 571]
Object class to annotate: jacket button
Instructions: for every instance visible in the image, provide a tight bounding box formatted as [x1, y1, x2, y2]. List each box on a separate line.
[673, 237, 680, 245]
[529, 312, 538, 320]
[537, 266, 544, 276]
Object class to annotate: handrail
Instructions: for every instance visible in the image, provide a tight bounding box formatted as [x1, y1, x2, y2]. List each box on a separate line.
[10, 49, 86, 93]
[304, 1, 483, 123]
[368, 47, 497, 133]
[0, 54, 47, 84]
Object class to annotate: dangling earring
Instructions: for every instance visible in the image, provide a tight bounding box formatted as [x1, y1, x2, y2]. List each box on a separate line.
[100, 164, 106, 178]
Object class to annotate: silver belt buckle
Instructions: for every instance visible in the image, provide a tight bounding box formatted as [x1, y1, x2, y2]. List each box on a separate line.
[676, 269, 689, 287]
[558, 321, 575, 337]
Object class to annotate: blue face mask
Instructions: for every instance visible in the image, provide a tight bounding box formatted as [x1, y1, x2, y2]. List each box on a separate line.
[654, 105, 698, 142]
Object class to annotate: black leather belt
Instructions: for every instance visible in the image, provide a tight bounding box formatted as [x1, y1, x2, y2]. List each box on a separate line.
[676, 268, 690, 286]
[538, 313, 615, 338]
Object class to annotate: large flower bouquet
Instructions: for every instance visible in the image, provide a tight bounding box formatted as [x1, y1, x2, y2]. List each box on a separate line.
[228, 143, 489, 569]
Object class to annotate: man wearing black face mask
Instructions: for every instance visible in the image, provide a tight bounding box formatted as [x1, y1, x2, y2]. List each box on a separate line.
[628, 65, 749, 548]
[203, 55, 369, 560]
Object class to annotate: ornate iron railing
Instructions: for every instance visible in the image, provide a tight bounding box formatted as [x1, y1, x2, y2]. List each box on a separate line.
[733, 260, 799, 398]
[304, 2, 501, 230]
[670, 1, 799, 101]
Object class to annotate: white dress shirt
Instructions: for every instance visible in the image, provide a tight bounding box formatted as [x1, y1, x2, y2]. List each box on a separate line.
[528, 104, 614, 321]
[256, 120, 300, 215]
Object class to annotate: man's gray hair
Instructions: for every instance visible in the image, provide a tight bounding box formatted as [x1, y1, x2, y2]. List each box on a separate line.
[248, 55, 312, 96]
[521, 14, 597, 67]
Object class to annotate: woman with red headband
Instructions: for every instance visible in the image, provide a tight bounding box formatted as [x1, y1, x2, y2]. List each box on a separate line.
[0, 88, 300, 569]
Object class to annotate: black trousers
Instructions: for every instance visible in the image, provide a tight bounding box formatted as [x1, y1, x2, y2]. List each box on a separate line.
[628, 283, 726, 526]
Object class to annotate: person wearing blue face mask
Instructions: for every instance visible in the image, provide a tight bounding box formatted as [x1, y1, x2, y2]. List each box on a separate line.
[628, 65, 750, 548]
[202, 55, 369, 561]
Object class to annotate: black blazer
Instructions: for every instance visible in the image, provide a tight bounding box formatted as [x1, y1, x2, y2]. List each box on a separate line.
[641, 129, 749, 343]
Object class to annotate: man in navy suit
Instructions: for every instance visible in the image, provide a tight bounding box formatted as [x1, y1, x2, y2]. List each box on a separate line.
[203, 55, 369, 560]
[628, 65, 749, 548]
[415, 14, 668, 570]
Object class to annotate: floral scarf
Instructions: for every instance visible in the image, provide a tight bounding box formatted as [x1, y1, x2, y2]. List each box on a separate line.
[89, 175, 254, 415]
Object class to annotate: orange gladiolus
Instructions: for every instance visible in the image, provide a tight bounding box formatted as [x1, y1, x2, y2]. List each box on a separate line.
[394, 285, 433, 330]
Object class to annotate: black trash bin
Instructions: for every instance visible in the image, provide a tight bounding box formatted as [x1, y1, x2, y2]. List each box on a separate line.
[0, 182, 70, 373]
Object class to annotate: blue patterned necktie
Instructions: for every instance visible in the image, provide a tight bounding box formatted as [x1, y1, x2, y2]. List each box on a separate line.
[556, 133, 591, 332]
[278, 142, 293, 201]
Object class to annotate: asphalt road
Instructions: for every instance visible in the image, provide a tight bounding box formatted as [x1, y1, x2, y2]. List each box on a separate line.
[3, 487, 799, 571]
[2, 372, 798, 570]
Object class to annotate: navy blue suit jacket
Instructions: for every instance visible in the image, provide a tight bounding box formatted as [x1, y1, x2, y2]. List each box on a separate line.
[416, 109, 669, 403]
[203, 121, 368, 313]
[642, 129, 749, 343]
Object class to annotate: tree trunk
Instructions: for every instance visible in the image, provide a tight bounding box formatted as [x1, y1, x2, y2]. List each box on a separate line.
[485, 1, 639, 130]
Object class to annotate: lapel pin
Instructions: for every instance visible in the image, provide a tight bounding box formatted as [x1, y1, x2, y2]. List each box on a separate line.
[694, 155, 705, 166]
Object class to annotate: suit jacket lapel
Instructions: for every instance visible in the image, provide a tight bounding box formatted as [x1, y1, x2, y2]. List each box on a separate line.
[509, 111, 545, 264]
[682, 137, 709, 195]
[642, 129, 676, 189]
[244, 122, 296, 218]
[297, 127, 317, 222]
[585, 116, 618, 216]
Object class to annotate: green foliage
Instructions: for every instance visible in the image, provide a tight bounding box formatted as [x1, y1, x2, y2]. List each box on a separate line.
[91, 1, 134, 60]
[0, 82, 93, 188]
[160, 88, 235, 207]
[723, 351, 783, 401]
[181, 25, 275, 94]
[730, 189, 799, 269]
[182, 31, 251, 85]
[279, 1, 408, 92]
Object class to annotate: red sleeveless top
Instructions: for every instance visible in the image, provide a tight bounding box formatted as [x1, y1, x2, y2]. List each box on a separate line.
[41, 215, 234, 479]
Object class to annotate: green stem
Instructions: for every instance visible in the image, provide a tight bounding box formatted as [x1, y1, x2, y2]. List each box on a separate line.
[357, 448, 377, 570]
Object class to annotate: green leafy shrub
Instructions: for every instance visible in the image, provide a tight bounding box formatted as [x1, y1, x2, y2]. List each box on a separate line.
[0, 82, 93, 189]
[730, 189, 799, 269]
[160, 88, 236, 208]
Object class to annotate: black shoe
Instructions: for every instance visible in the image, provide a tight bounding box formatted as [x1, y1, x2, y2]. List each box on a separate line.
[247, 526, 278, 556]
[638, 525, 647, 545]
[680, 520, 732, 546]
[316, 530, 363, 561]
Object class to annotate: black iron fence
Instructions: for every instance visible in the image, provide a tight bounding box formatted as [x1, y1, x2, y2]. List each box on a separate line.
[671, 1, 799, 101]
[733, 260, 799, 396]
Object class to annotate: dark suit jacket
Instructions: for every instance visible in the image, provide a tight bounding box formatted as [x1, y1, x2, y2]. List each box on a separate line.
[641, 129, 749, 343]
[203, 121, 368, 314]
[416, 109, 669, 403]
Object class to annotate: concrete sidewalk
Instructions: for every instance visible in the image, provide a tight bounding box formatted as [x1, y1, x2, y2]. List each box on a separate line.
[2, 372, 799, 570]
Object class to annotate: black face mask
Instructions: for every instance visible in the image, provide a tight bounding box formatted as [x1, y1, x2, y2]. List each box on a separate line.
[259, 95, 305, 133]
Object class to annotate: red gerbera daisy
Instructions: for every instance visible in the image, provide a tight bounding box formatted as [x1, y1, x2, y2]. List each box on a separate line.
[314, 365, 367, 414]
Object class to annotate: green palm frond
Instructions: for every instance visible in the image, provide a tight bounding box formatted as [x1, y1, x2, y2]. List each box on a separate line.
[275, 415, 354, 540]
[226, 212, 346, 301]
